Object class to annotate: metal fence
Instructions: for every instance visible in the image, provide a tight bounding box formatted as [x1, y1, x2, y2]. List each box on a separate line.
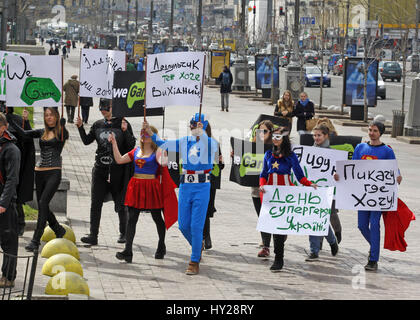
[1, 248, 38, 300]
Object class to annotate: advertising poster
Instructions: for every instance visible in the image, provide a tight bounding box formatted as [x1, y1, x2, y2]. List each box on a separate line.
[112, 71, 164, 118]
[343, 57, 378, 107]
[255, 54, 279, 89]
[210, 50, 230, 79]
[153, 43, 166, 54]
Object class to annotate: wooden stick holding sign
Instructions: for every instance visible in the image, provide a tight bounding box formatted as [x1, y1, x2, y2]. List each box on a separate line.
[77, 49, 82, 119]
[144, 56, 147, 122]
[198, 55, 206, 123]
[61, 57, 64, 141]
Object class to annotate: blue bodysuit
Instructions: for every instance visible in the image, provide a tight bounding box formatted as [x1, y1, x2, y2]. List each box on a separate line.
[152, 130, 218, 263]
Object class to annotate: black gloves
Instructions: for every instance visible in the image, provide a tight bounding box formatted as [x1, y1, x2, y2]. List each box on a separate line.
[60, 117, 66, 127]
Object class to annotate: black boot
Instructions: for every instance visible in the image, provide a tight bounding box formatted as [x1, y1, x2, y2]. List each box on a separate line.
[25, 240, 39, 253]
[55, 225, 66, 238]
[270, 255, 284, 272]
[81, 234, 98, 245]
[204, 234, 212, 250]
[154, 242, 166, 259]
[116, 250, 133, 263]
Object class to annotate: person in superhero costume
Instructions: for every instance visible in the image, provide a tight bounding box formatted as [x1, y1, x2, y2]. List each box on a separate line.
[143, 113, 219, 275]
[76, 98, 136, 245]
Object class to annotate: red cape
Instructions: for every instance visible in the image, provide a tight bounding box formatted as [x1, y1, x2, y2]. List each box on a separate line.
[383, 198, 415, 252]
[158, 165, 178, 230]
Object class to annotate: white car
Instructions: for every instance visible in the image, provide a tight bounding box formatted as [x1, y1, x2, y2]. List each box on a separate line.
[209, 43, 219, 50]
[247, 56, 255, 70]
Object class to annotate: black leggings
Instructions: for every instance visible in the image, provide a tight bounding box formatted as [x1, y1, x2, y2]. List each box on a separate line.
[32, 169, 62, 244]
[125, 207, 166, 252]
[203, 188, 217, 240]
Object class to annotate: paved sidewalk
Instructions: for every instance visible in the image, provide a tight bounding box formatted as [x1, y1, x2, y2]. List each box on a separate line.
[18, 46, 420, 300]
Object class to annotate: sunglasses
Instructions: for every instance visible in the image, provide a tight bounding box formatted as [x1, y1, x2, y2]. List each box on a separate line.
[99, 106, 111, 112]
[272, 133, 284, 140]
[258, 129, 269, 134]
[190, 120, 199, 128]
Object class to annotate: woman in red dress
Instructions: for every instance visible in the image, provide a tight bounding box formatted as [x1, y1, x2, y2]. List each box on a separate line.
[109, 125, 178, 262]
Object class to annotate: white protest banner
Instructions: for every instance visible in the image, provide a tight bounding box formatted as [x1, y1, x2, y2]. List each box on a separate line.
[335, 160, 399, 211]
[79, 48, 126, 99]
[291, 145, 349, 187]
[257, 186, 335, 236]
[5, 55, 62, 107]
[0, 51, 29, 101]
[146, 51, 205, 108]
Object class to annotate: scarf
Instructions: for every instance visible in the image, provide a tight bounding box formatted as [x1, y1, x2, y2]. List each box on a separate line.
[299, 99, 309, 107]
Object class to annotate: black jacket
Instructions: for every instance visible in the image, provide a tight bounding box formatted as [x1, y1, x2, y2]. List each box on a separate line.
[5, 113, 35, 203]
[292, 100, 315, 131]
[0, 131, 21, 209]
[218, 70, 233, 93]
[78, 117, 136, 168]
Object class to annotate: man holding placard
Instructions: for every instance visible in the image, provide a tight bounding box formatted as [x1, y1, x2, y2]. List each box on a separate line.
[335, 121, 402, 272]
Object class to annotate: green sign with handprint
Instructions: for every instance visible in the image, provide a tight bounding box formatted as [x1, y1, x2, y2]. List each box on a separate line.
[20, 77, 61, 106]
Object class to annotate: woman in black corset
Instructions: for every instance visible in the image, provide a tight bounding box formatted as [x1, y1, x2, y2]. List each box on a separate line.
[7, 108, 69, 252]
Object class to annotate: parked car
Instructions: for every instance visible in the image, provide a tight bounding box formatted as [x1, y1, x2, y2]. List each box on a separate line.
[304, 65, 331, 87]
[379, 61, 402, 82]
[303, 50, 319, 64]
[247, 56, 255, 70]
[209, 42, 219, 50]
[332, 58, 344, 75]
[377, 72, 386, 100]
[280, 50, 292, 67]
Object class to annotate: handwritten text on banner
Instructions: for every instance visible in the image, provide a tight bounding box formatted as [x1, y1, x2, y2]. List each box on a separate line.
[145, 52, 205, 108]
[335, 160, 399, 211]
[79, 49, 126, 99]
[257, 186, 335, 236]
[5, 55, 62, 107]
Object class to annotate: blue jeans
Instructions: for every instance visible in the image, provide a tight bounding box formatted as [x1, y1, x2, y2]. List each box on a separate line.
[309, 225, 336, 255]
[178, 182, 210, 263]
[358, 210, 382, 262]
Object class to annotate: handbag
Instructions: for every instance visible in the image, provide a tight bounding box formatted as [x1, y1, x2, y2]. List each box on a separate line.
[305, 118, 318, 131]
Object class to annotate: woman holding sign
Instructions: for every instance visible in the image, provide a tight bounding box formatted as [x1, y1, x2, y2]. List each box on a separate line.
[7, 108, 69, 252]
[259, 126, 317, 272]
[334, 121, 402, 272]
[109, 125, 178, 262]
[305, 124, 339, 262]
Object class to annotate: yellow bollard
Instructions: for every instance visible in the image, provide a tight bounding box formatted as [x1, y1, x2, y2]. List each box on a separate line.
[41, 224, 76, 244]
[45, 272, 89, 296]
[41, 238, 80, 260]
[42, 253, 83, 277]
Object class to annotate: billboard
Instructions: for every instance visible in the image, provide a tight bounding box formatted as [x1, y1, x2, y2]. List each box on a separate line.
[342, 57, 378, 107]
[255, 54, 279, 90]
[210, 50, 230, 79]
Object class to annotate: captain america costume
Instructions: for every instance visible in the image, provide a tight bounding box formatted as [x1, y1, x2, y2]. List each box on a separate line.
[152, 114, 218, 263]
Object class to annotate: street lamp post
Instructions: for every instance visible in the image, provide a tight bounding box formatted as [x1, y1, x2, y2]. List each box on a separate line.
[126, 0, 131, 40]
[285, 0, 304, 101]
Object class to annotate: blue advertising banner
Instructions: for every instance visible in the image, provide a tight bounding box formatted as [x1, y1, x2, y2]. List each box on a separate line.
[118, 36, 126, 50]
[343, 57, 378, 107]
[153, 43, 166, 54]
[125, 40, 134, 55]
[255, 54, 279, 90]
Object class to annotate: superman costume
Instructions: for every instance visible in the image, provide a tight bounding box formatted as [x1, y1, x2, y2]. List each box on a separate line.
[152, 114, 218, 264]
[352, 142, 397, 263]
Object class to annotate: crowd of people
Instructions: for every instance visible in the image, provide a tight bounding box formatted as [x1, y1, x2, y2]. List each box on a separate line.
[0, 84, 404, 288]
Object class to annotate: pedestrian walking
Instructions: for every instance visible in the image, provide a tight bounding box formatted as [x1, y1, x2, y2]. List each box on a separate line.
[143, 113, 219, 275]
[80, 96, 93, 124]
[3, 107, 35, 237]
[249, 120, 275, 258]
[274, 90, 294, 131]
[0, 113, 21, 289]
[305, 124, 339, 262]
[7, 108, 68, 252]
[48, 46, 55, 55]
[109, 125, 178, 262]
[137, 57, 144, 71]
[217, 65, 233, 112]
[293, 92, 315, 135]
[334, 121, 402, 271]
[259, 126, 317, 272]
[76, 99, 136, 246]
[62, 45, 67, 59]
[63, 75, 80, 124]
[202, 123, 224, 250]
